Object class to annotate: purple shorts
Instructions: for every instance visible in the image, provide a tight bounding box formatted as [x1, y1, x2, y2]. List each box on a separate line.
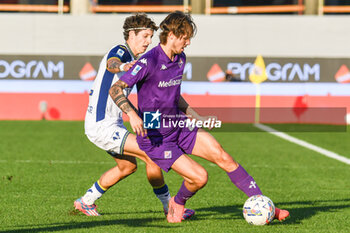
[137, 127, 198, 172]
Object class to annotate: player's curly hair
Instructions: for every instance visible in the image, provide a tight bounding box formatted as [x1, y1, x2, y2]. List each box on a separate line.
[159, 11, 197, 44]
[123, 13, 158, 40]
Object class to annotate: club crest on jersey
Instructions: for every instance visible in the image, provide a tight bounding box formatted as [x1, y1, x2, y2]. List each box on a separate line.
[164, 150, 172, 159]
[131, 65, 142, 76]
[140, 58, 147, 65]
[160, 64, 167, 70]
[178, 59, 183, 68]
[116, 49, 125, 57]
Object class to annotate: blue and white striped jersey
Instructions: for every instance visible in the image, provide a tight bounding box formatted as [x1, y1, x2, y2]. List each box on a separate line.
[85, 44, 134, 136]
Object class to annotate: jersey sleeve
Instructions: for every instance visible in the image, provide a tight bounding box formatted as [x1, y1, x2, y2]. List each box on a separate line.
[119, 57, 149, 88]
[107, 45, 132, 63]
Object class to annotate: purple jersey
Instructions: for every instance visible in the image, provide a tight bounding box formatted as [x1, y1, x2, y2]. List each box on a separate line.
[120, 44, 186, 140]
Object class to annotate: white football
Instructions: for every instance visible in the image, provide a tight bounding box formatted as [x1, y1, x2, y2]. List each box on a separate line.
[243, 195, 275, 225]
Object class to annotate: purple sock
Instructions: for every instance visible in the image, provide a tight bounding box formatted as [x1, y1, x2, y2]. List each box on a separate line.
[227, 164, 262, 197]
[174, 181, 196, 205]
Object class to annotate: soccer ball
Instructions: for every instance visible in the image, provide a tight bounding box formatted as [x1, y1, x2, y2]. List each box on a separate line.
[242, 195, 275, 225]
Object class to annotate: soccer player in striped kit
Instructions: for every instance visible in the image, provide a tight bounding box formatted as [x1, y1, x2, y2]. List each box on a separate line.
[74, 13, 194, 220]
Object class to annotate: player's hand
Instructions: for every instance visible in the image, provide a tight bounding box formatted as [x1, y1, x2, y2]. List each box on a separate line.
[128, 111, 147, 137]
[123, 60, 137, 72]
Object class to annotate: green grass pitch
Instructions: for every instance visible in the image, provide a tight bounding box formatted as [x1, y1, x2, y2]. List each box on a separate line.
[1, 121, 350, 232]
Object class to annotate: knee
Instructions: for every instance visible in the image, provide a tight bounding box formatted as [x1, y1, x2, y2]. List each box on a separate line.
[193, 168, 208, 190]
[119, 163, 137, 178]
[211, 144, 238, 172]
[207, 140, 224, 158]
[146, 162, 161, 176]
[146, 163, 164, 187]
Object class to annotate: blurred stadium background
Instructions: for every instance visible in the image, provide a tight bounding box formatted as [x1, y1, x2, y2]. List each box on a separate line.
[0, 0, 350, 124]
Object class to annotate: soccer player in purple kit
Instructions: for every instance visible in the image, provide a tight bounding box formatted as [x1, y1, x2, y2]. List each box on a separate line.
[110, 11, 289, 223]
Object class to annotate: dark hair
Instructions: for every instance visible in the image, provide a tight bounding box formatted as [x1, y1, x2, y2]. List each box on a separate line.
[159, 11, 197, 44]
[123, 13, 158, 40]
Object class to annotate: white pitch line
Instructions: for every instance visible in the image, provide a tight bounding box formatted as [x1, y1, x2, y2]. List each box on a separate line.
[254, 123, 350, 165]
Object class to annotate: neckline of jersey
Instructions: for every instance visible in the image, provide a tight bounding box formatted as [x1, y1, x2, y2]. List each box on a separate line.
[125, 43, 138, 60]
[157, 43, 180, 64]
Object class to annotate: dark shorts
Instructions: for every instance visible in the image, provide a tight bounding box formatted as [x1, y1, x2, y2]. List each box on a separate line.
[138, 127, 198, 172]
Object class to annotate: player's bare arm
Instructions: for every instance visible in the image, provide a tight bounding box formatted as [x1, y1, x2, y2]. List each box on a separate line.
[179, 96, 216, 129]
[107, 58, 137, 73]
[109, 80, 133, 113]
[109, 80, 146, 136]
[178, 96, 202, 120]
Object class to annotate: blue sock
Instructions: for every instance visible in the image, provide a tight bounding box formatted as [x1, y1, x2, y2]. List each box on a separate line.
[153, 184, 171, 211]
[82, 181, 107, 205]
